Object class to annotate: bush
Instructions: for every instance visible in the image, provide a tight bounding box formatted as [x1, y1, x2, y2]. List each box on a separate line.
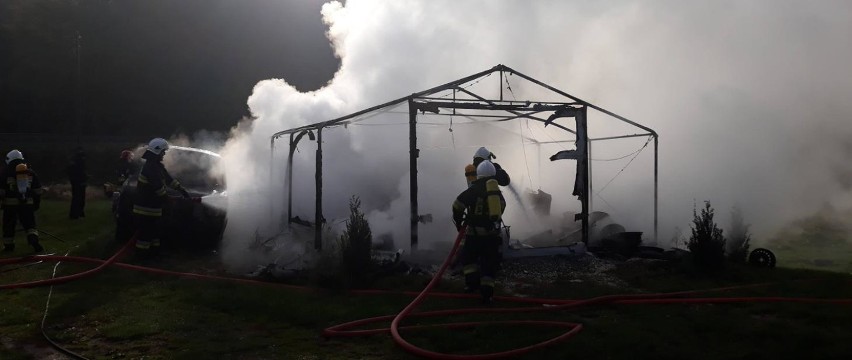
[339, 196, 373, 286]
[688, 201, 726, 272]
[726, 206, 751, 263]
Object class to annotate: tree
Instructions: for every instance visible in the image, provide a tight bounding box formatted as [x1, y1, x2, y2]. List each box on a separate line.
[727, 206, 751, 263]
[339, 196, 373, 286]
[689, 201, 726, 272]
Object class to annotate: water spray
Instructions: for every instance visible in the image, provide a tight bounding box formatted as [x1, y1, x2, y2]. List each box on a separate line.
[170, 145, 221, 158]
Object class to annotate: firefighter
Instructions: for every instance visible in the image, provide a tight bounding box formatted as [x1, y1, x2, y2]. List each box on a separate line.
[66, 147, 87, 219]
[452, 160, 506, 304]
[117, 150, 136, 185]
[132, 138, 190, 252]
[465, 147, 510, 187]
[1, 150, 44, 253]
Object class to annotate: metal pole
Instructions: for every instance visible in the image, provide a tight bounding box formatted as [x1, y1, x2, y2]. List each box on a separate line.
[588, 139, 593, 215]
[269, 137, 275, 225]
[75, 31, 82, 145]
[499, 69, 503, 101]
[505, 65, 656, 135]
[536, 142, 541, 189]
[654, 134, 659, 244]
[270, 65, 503, 139]
[408, 99, 419, 251]
[315, 127, 324, 251]
[579, 108, 589, 245]
[286, 133, 295, 225]
[590, 133, 654, 142]
[454, 87, 576, 134]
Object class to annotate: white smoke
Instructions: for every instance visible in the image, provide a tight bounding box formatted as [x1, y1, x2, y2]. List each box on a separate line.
[218, 0, 852, 269]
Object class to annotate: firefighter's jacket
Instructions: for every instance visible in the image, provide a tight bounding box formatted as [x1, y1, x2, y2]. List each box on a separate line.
[492, 163, 511, 187]
[117, 160, 137, 185]
[66, 157, 88, 185]
[466, 162, 511, 187]
[0, 161, 43, 208]
[132, 155, 185, 217]
[452, 177, 506, 237]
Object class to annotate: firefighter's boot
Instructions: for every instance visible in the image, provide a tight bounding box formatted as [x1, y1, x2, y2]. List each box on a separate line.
[464, 273, 480, 294]
[27, 234, 44, 253]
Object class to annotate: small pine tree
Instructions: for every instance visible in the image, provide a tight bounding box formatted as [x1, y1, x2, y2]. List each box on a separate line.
[339, 196, 373, 286]
[727, 206, 751, 263]
[670, 226, 687, 250]
[688, 201, 726, 272]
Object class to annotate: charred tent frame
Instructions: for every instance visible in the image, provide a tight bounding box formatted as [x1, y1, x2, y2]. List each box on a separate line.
[270, 64, 658, 251]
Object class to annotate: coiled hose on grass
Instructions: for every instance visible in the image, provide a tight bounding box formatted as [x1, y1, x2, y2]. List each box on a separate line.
[1, 230, 851, 359]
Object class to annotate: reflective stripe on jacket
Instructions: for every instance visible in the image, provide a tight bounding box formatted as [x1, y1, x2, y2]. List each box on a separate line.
[133, 159, 184, 217]
[452, 178, 506, 236]
[1, 166, 42, 207]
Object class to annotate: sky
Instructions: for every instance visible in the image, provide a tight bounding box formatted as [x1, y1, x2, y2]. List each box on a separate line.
[214, 0, 852, 269]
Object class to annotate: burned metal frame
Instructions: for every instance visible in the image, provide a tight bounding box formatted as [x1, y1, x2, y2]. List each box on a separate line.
[270, 64, 659, 251]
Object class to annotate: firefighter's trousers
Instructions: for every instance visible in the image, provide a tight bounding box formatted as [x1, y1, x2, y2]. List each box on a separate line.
[133, 213, 162, 250]
[69, 183, 86, 219]
[460, 233, 500, 301]
[2, 205, 38, 246]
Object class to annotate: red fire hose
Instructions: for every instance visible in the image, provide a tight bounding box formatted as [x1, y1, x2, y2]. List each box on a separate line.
[2, 230, 852, 359]
[325, 229, 852, 359]
[0, 235, 136, 290]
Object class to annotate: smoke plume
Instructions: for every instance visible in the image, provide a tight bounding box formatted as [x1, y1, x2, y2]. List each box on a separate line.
[217, 0, 852, 270]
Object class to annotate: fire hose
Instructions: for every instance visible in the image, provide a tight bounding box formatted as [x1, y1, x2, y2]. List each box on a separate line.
[324, 230, 852, 359]
[0, 236, 135, 290]
[1, 230, 852, 359]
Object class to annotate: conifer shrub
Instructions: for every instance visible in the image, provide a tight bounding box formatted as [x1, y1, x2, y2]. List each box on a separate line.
[688, 201, 727, 272]
[339, 196, 373, 286]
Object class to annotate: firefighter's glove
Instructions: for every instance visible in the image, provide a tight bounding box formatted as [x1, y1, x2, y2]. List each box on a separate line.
[179, 188, 191, 199]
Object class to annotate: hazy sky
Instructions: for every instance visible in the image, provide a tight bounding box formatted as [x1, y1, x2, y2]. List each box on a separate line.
[216, 0, 852, 268]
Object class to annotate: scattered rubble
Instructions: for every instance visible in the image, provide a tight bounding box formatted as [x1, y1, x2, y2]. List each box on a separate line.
[500, 254, 628, 290]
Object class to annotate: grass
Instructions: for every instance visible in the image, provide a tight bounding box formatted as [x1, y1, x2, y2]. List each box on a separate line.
[772, 244, 852, 273]
[763, 209, 852, 273]
[2, 199, 852, 359]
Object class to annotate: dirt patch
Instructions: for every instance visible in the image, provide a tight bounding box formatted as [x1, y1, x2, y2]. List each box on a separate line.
[2, 336, 70, 360]
[42, 184, 109, 201]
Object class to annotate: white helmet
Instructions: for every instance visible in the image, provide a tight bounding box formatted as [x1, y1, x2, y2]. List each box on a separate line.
[146, 138, 170, 155]
[476, 160, 496, 179]
[5, 150, 23, 164]
[473, 147, 493, 161]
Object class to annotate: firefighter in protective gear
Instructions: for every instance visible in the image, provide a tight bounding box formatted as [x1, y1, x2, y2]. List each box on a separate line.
[66, 147, 88, 219]
[452, 160, 506, 304]
[132, 138, 190, 251]
[465, 147, 510, 187]
[117, 150, 136, 185]
[1, 150, 44, 253]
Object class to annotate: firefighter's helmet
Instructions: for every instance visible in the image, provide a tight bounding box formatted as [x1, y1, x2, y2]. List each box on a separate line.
[473, 147, 494, 161]
[476, 160, 496, 179]
[146, 138, 169, 155]
[5, 149, 23, 164]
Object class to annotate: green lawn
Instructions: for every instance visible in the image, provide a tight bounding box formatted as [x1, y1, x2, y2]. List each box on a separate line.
[2, 200, 852, 359]
[772, 243, 852, 274]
